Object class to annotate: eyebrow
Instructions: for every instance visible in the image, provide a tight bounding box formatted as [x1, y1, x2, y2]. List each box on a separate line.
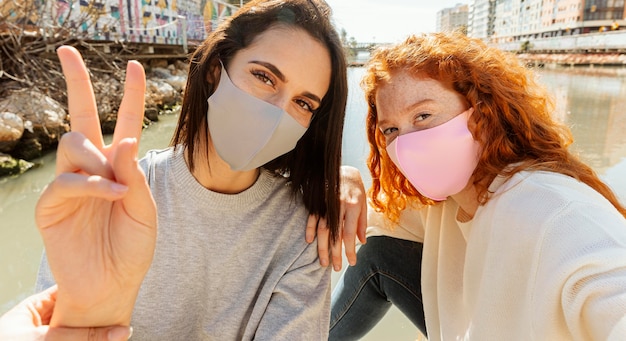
[249, 60, 322, 105]
[377, 98, 433, 126]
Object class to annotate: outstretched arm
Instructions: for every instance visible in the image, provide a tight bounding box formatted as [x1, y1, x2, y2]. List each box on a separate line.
[35, 46, 157, 327]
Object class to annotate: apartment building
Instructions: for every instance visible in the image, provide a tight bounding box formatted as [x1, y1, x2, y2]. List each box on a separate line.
[468, 0, 496, 39]
[437, 3, 470, 33]
[468, 0, 626, 43]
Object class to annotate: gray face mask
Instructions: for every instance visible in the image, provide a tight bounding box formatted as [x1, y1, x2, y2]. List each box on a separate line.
[207, 65, 308, 171]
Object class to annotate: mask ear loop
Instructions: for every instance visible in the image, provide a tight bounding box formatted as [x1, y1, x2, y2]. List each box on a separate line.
[207, 59, 226, 96]
[217, 59, 226, 75]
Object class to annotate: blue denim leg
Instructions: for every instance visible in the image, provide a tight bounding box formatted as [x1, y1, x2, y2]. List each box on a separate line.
[329, 236, 426, 340]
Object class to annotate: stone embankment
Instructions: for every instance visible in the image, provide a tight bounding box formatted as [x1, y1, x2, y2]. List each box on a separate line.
[0, 59, 188, 177]
[517, 53, 626, 67]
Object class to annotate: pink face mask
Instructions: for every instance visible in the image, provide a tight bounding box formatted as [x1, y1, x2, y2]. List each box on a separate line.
[386, 108, 480, 201]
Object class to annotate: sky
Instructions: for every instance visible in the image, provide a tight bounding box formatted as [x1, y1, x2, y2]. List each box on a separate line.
[324, 0, 469, 43]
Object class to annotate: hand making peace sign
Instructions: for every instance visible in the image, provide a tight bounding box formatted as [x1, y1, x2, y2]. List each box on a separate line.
[35, 46, 157, 328]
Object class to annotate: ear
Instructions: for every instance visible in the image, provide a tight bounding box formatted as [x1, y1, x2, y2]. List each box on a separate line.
[206, 60, 222, 84]
[466, 106, 482, 143]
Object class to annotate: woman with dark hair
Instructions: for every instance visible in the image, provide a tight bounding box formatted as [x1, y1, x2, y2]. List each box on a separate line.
[33, 0, 350, 339]
[332, 31, 626, 340]
[173, 0, 347, 236]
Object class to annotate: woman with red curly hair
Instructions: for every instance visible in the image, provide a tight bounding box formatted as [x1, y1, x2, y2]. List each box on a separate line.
[332, 32, 626, 340]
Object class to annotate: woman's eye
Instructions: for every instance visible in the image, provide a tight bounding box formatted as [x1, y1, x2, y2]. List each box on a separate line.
[381, 127, 398, 136]
[415, 113, 431, 121]
[252, 71, 274, 86]
[295, 99, 314, 113]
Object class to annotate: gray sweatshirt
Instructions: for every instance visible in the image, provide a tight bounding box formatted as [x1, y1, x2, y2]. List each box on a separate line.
[37, 147, 331, 340]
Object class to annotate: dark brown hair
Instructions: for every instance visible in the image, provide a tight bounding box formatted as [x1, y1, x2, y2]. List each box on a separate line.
[171, 0, 347, 241]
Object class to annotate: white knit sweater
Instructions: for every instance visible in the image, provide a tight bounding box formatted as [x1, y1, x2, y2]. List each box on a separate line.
[372, 170, 626, 340]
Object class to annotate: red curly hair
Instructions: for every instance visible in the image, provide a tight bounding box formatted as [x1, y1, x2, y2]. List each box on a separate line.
[363, 32, 626, 223]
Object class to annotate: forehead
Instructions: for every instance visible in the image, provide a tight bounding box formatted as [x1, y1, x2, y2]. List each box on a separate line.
[234, 25, 332, 97]
[375, 70, 458, 119]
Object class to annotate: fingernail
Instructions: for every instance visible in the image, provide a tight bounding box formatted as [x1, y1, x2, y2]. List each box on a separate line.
[111, 183, 129, 193]
[321, 259, 329, 267]
[108, 326, 132, 341]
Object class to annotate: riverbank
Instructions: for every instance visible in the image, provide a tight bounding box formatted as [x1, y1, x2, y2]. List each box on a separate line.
[349, 51, 626, 69]
[0, 57, 187, 178]
[517, 52, 626, 67]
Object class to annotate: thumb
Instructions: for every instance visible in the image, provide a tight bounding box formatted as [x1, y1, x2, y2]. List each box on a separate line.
[44, 325, 132, 341]
[113, 137, 157, 228]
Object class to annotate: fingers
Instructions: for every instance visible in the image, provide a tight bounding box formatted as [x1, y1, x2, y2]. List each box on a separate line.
[32, 287, 133, 341]
[0, 286, 130, 341]
[339, 189, 368, 265]
[339, 165, 369, 260]
[112, 138, 157, 228]
[341, 204, 359, 267]
[45, 173, 128, 202]
[55, 132, 112, 178]
[357, 201, 367, 244]
[111, 61, 146, 151]
[43, 325, 132, 341]
[307, 215, 333, 269]
[305, 214, 317, 244]
[36, 174, 128, 230]
[315, 217, 330, 268]
[57, 46, 103, 149]
[32, 286, 58, 325]
[330, 233, 343, 271]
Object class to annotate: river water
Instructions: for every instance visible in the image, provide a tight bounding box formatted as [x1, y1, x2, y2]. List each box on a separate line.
[1, 66, 626, 339]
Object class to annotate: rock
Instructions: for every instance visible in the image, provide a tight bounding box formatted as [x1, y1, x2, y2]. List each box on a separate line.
[0, 112, 24, 153]
[149, 67, 187, 93]
[146, 79, 180, 108]
[0, 153, 19, 176]
[174, 60, 189, 75]
[151, 67, 173, 79]
[12, 137, 43, 160]
[145, 107, 159, 122]
[93, 74, 123, 122]
[0, 153, 34, 177]
[162, 75, 187, 93]
[0, 57, 188, 178]
[101, 114, 118, 135]
[150, 59, 168, 69]
[0, 89, 69, 158]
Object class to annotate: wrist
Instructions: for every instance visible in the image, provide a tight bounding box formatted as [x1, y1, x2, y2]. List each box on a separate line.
[50, 286, 140, 327]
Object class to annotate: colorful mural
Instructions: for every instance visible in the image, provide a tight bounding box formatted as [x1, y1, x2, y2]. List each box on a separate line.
[1, 0, 239, 44]
[0, 0, 43, 26]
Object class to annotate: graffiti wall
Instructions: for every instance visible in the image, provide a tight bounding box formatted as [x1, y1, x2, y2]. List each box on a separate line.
[0, 0, 238, 44]
[0, 0, 43, 27]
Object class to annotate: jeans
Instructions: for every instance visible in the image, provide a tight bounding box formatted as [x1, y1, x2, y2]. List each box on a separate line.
[329, 236, 426, 340]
